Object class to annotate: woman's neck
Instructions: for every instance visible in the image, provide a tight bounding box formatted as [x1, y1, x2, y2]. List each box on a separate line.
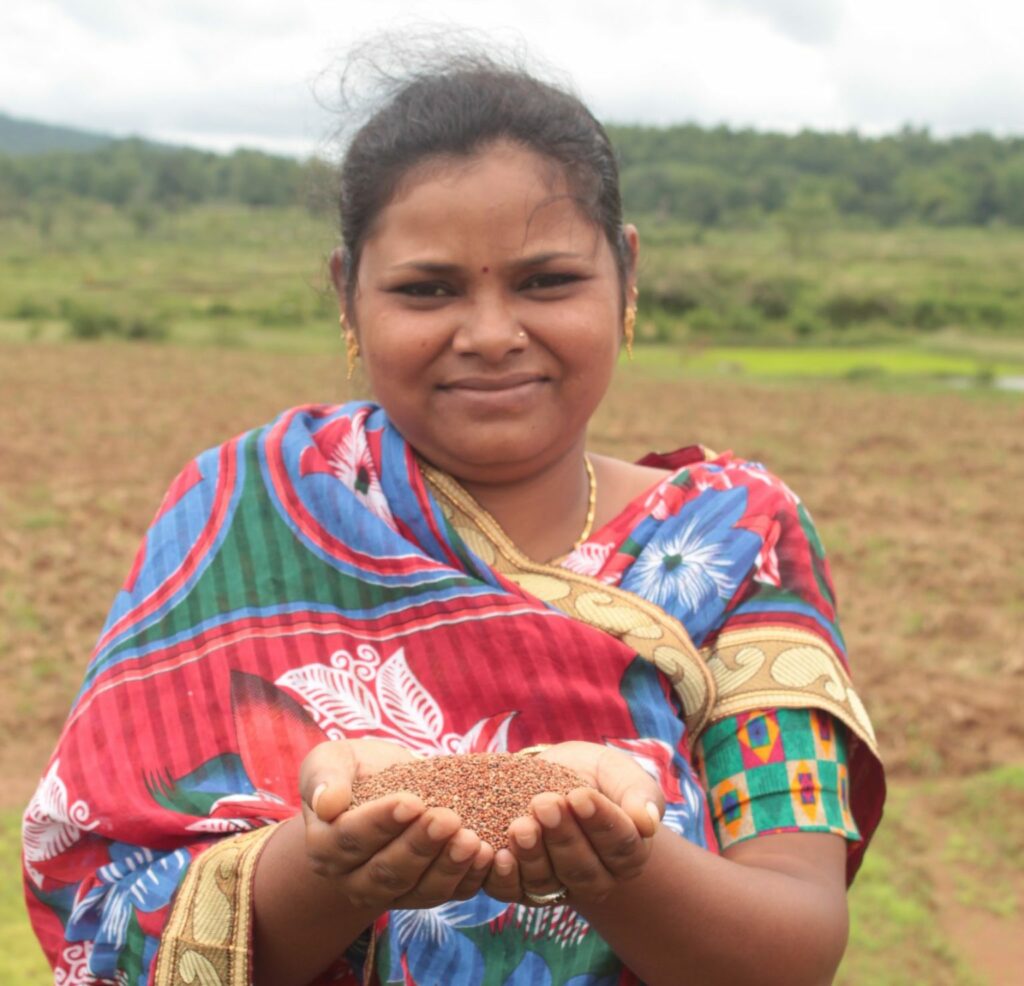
[453, 451, 673, 564]
[459, 446, 593, 563]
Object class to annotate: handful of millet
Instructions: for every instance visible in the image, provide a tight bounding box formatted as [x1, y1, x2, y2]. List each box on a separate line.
[350, 752, 586, 848]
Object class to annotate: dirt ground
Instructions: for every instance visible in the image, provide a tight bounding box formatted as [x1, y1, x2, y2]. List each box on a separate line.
[2, 339, 1022, 801]
[3, 340, 1023, 983]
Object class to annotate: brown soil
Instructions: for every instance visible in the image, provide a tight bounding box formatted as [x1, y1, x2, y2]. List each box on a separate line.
[2, 341, 1023, 808]
[936, 872, 1024, 986]
[916, 776, 1024, 986]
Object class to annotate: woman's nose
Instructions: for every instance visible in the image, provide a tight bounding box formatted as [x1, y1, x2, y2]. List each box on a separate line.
[451, 295, 526, 361]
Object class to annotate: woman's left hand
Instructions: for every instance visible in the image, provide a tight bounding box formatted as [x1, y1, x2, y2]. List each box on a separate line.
[483, 742, 664, 906]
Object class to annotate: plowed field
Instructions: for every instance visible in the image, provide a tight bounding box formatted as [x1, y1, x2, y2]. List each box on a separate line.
[2, 340, 1022, 984]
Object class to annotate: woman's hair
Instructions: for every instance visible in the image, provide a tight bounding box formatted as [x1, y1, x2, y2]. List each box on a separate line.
[337, 47, 630, 308]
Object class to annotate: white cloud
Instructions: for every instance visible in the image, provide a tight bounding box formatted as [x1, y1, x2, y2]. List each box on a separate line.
[1, 0, 1023, 154]
[831, 1, 1024, 134]
[710, 0, 843, 46]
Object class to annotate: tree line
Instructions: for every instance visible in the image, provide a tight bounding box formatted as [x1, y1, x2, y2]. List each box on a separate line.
[1, 125, 1024, 227]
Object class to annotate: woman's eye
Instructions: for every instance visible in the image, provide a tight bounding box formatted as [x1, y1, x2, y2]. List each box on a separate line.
[395, 282, 451, 298]
[521, 272, 578, 291]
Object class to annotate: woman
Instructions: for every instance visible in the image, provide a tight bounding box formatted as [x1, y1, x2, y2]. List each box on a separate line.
[24, 56, 884, 986]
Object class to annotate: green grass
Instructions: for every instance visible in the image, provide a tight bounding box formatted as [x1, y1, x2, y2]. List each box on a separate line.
[838, 785, 981, 986]
[3, 205, 1024, 366]
[940, 764, 1024, 917]
[636, 344, 1024, 379]
[3, 204, 1024, 394]
[0, 811, 51, 985]
[838, 765, 1024, 985]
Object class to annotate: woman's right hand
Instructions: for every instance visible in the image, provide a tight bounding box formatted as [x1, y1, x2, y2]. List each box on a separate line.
[298, 739, 494, 911]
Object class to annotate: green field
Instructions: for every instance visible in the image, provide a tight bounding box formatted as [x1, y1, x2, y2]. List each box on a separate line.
[2, 205, 1024, 375]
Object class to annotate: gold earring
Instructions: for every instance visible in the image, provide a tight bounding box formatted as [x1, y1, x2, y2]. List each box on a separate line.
[341, 314, 360, 380]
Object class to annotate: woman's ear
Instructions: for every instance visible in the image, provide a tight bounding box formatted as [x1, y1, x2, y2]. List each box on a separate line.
[328, 247, 347, 303]
[623, 224, 640, 293]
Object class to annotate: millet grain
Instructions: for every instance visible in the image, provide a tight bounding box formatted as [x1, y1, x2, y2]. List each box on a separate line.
[350, 752, 585, 849]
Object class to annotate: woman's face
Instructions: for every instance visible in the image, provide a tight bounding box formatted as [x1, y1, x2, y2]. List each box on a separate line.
[345, 141, 637, 485]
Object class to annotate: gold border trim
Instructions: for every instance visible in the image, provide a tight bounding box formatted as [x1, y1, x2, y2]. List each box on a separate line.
[422, 462, 880, 758]
[700, 626, 880, 758]
[422, 463, 717, 735]
[154, 824, 278, 986]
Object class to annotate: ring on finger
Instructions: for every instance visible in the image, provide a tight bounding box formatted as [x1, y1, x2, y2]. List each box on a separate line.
[523, 886, 568, 906]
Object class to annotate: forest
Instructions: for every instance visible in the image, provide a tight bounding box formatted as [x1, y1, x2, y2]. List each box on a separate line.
[2, 117, 1024, 354]
[2, 122, 1024, 228]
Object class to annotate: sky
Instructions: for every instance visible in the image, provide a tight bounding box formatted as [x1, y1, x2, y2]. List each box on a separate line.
[3, 0, 1024, 157]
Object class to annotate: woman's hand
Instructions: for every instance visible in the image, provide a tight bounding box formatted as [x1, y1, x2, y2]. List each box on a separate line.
[299, 739, 494, 912]
[483, 742, 664, 906]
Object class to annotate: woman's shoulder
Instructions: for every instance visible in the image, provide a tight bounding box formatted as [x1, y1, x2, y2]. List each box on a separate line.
[601, 445, 800, 506]
[590, 448, 808, 545]
[184, 401, 381, 462]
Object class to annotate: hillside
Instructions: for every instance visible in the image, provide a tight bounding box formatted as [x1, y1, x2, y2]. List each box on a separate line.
[0, 110, 113, 155]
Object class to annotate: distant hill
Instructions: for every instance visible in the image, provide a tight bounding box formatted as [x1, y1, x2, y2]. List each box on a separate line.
[0, 111, 115, 155]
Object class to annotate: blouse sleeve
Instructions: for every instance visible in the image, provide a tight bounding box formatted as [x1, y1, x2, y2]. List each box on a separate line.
[696, 708, 860, 851]
[688, 455, 884, 879]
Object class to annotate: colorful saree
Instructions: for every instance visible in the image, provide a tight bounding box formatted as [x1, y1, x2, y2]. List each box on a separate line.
[23, 402, 884, 985]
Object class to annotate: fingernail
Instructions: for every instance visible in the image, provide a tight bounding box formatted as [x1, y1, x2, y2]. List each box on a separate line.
[427, 817, 448, 840]
[495, 851, 514, 875]
[534, 801, 561, 828]
[646, 801, 661, 825]
[393, 800, 419, 824]
[515, 828, 537, 849]
[311, 782, 327, 816]
[570, 791, 596, 818]
[449, 840, 475, 863]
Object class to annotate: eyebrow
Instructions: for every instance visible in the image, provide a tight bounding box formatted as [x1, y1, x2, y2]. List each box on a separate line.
[388, 251, 586, 275]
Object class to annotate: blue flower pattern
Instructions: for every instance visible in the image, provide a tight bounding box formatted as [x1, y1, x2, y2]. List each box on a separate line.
[387, 894, 509, 984]
[66, 842, 189, 980]
[621, 486, 762, 646]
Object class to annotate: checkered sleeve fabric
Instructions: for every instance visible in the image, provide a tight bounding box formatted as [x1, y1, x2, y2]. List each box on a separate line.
[696, 707, 861, 850]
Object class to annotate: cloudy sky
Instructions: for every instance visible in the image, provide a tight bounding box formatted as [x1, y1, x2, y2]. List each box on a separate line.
[4, 0, 1024, 156]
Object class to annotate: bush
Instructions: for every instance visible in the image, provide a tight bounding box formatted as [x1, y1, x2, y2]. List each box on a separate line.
[63, 302, 121, 339]
[12, 298, 52, 320]
[684, 304, 764, 339]
[686, 306, 726, 336]
[819, 291, 900, 328]
[792, 311, 827, 338]
[121, 315, 169, 341]
[909, 298, 965, 330]
[61, 300, 168, 341]
[256, 295, 309, 326]
[652, 287, 700, 316]
[724, 306, 764, 337]
[975, 301, 1007, 327]
[844, 364, 888, 381]
[749, 277, 801, 319]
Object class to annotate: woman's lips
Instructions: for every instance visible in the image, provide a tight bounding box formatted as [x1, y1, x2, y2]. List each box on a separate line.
[438, 374, 548, 411]
[440, 373, 547, 392]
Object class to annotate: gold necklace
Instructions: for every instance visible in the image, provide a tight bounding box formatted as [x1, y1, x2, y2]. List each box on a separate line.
[573, 455, 598, 549]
